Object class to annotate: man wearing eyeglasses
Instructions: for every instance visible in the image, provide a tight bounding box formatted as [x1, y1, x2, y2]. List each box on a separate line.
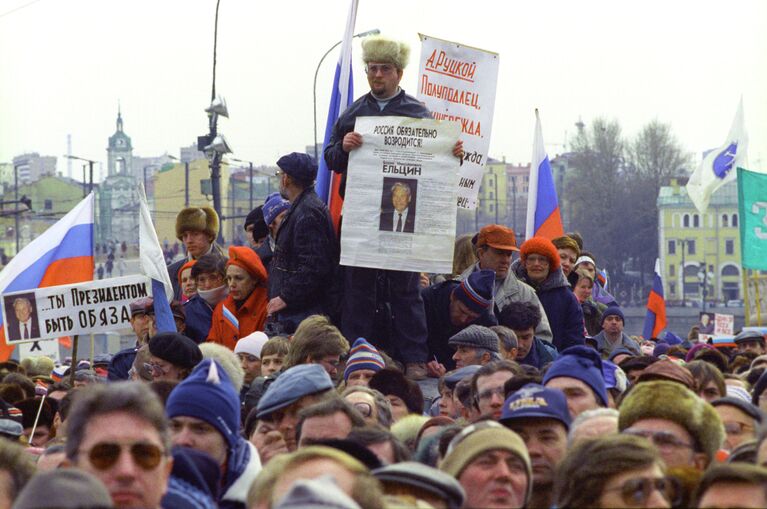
[324, 34, 464, 381]
[63, 382, 172, 509]
[619, 380, 725, 471]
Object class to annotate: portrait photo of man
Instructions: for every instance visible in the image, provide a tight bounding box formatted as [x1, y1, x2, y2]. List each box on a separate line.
[379, 179, 417, 233]
[4, 293, 40, 341]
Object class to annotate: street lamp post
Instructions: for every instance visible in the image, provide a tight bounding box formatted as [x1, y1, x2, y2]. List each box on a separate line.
[312, 29, 380, 162]
[14, 163, 19, 254]
[229, 157, 255, 210]
[678, 238, 687, 307]
[64, 155, 97, 197]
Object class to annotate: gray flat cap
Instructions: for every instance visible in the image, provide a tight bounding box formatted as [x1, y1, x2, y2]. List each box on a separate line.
[448, 325, 499, 353]
[373, 461, 466, 509]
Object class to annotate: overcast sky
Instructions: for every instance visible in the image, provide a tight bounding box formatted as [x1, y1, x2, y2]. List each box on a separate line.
[1, 0, 765, 182]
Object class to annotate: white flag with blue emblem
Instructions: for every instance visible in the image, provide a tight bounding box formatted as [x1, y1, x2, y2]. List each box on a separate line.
[686, 98, 748, 213]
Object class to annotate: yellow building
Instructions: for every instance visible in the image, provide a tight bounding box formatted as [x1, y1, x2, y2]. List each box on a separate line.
[151, 159, 230, 245]
[478, 158, 509, 220]
[658, 179, 741, 305]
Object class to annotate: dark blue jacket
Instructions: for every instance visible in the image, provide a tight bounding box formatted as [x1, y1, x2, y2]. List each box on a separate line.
[107, 347, 136, 381]
[512, 261, 585, 352]
[421, 280, 498, 370]
[519, 337, 559, 370]
[324, 89, 432, 197]
[183, 295, 214, 343]
[269, 187, 338, 323]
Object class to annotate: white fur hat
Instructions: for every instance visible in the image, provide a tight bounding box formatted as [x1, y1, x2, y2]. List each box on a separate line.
[361, 35, 410, 69]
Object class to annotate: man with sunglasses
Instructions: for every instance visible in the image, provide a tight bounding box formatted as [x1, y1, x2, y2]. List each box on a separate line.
[619, 380, 725, 471]
[324, 34, 464, 381]
[63, 382, 172, 509]
[166, 359, 261, 509]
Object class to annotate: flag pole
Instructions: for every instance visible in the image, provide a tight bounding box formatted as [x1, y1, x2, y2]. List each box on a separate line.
[28, 392, 47, 447]
[69, 335, 79, 387]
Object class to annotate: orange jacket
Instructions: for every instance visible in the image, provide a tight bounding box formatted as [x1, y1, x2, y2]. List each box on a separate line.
[207, 286, 268, 350]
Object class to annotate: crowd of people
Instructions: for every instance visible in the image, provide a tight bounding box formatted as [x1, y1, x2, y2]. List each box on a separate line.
[1, 34, 767, 509]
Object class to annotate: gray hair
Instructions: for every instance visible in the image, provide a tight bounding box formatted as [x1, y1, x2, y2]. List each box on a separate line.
[65, 382, 170, 461]
[342, 385, 394, 429]
[491, 325, 518, 352]
[567, 407, 619, 446]
[391, 182, 412, 198]
[13, 297, 31, 310]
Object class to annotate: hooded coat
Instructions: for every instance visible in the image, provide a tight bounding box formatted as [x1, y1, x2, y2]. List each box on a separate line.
[512, 259, 584, 352]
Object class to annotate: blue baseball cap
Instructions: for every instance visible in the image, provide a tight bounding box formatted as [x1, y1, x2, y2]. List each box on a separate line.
[499, 383, 572, 430]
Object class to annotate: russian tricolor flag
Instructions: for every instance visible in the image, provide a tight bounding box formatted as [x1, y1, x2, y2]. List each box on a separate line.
[315, 0, 357, 232]
[0, 193, 95, 360]
[526, 109, 564, 240]
[642, 259, 667, 339]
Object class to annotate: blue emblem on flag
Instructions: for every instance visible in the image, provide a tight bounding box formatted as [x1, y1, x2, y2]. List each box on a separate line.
[712, 142, 738, 179]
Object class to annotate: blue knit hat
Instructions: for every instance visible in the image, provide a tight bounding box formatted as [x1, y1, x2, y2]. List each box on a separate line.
[166, 359, 240, 451]
[601, 306, 624, 325]
[277, 152, 318, 183]
[343, 338, 386, 381]
[454, 269, 495, 314]
[256, 364, 334, 419]
[543, 345, 609, 407]
[263, 192, 291, 226]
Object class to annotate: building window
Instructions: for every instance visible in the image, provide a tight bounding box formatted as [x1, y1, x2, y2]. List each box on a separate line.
[722, 265, 739, 277]
[693, 214, 700, 227]
[687, 240, 696, 254]
[668, 241, 676, 255]
[669, 282, 676, 295]
[44, 199, 52, 210]
[725, 240, 734, 255]
[683, 214, 690, 227]
[722, 214, 729, 228]
[732, 213, 738, 227]
[489, 203, 495, 213]
[489, 191, 494, 200]
[669, 265, 675, 276]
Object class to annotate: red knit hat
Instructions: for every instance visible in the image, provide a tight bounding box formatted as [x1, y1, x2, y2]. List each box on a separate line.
[520, 237, 561, 271]
[177, 259, 196, 285]
[227, 246, 267, 282]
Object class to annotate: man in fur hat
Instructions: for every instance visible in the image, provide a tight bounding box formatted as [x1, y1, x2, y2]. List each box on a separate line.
[167, 206, 225, 300]
[324, 35, 463, 381]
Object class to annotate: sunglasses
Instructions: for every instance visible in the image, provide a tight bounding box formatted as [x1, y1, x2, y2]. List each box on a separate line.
[602, 477, 680, 506]
[623, 428, 695, 452]
[81, 442, 164, 471]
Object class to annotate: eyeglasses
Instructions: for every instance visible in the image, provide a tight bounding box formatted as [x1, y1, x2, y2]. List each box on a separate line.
[365, 63, 396, 75]
[623, 429, 695, 452]
[477, 386, 505, 402]
[144, 363, 169, 378]
[724, 421, 755, 436]
[80, 442, 164, 471]
[525, 254, 550, 266]
[602, 477, 680, 506]
[353, 402, 373, 418]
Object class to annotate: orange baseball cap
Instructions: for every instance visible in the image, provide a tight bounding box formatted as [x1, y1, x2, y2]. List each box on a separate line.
[475, 225, 519, 251]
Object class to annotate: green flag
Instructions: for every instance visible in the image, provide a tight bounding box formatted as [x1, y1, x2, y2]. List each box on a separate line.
[738, 167, 767, 270]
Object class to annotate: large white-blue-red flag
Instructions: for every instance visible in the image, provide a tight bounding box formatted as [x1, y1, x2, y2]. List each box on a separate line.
[138, 186, 176, 333]
[316, 0, 358, 232]
[0, 193, 94, 360]
[642, 258, 667, 339]
[686, 97, 748, 213]
[526, 109, 564, 239]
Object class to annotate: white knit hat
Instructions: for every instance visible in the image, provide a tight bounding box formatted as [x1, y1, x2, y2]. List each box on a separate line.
[234, 331, 269, 359]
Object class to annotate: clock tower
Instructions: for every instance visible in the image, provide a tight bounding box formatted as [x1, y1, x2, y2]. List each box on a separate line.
[107, 106, 133, 176]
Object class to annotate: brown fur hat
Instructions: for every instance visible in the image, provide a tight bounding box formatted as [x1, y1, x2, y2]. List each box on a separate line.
[175, 207, 219, 241]
[362, 35, 410, 70]
[618, 380, 724, 463]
